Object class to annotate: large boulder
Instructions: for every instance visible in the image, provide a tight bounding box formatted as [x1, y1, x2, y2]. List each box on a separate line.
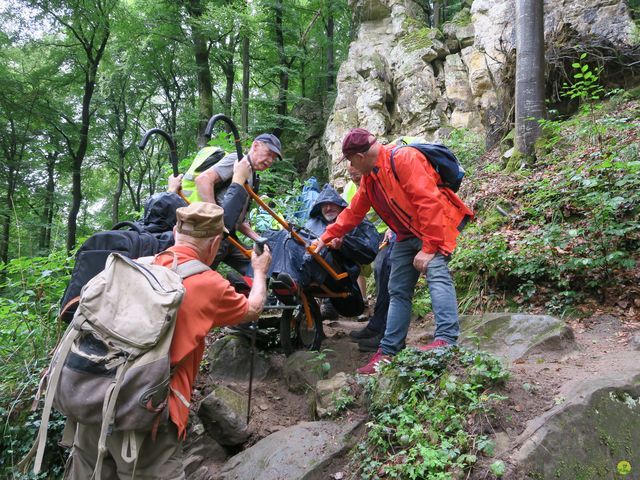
[510, 366, 640, 479]
[206, 334, 270, 382]
[197, 385, 249, 447]
[219, 419, 363, 480]
[458, 313, 576, 362]
[183, 412, 228, 479]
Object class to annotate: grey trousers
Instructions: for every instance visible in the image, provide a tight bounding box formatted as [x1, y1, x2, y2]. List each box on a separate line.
[64, 422, 186, 480]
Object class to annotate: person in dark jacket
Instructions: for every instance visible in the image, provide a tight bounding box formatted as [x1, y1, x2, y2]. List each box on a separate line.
[306, 183, 349, 236]
[258, 184, 380, 318]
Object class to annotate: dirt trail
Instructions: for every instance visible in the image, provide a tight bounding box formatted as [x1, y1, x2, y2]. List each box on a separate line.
[195, 310, 639, 478]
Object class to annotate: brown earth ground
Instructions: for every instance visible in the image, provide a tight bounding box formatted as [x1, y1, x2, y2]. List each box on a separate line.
[192, 304, 640, 479]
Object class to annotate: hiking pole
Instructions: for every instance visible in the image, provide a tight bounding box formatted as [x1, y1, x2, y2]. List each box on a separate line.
[243, 184, 348, 281]
[246, 236, 268, 425]
[138, 128, 180, 177]
[204, 114, 244, 160]
[138, 128, 191, 205]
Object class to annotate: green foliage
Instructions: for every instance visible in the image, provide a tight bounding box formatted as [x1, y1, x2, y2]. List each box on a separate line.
[448, 8, 472, 26]
[308, 349, 333, 379]
[412, 277, 432, 317]
[563, 54, 605, 104]
[562, 54, 606, 146]
[352, 347, 508, 479]
[490, 460, 506, 477]
[453, 95, 640, 312]
[330, 391, 356, 417]
[444, 128, 485, 175]
[0, 251, 72, 478]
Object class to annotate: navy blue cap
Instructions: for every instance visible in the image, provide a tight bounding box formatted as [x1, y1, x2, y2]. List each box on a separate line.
[254, 133, 282, 160]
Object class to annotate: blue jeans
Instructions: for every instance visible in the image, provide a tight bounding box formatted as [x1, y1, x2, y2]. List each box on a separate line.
[379, 237, 459, 356]
[367, 241, 392, 334]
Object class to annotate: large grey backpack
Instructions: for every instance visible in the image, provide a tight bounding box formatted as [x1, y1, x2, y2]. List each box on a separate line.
[27, 252, 209, 478]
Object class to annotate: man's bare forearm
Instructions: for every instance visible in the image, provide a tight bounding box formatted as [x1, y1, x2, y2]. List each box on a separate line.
[244, 270, 268, 322]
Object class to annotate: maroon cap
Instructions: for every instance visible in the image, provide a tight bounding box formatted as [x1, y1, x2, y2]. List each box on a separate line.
[341, 128, 375, 157]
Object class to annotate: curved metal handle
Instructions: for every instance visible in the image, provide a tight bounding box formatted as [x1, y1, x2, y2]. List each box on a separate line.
[138, 128, 179, 177]
[203, 114, 243, 160]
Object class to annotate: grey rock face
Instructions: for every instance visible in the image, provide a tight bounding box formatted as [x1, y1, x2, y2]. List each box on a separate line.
[207, 334, 270, 382]
[511, 369, 640, 479]
[198, 385, 249, 447]
[183, 413, 228, 479]
[321, 0, 635, 178]
[459, 313, 576, 362]
[219, 419, 363, 480]
[314, 372, 355, 418]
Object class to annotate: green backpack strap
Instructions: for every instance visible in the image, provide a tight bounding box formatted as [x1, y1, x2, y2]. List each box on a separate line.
[32, 325, 82, 474]
[94, 360, 130, 480]
[175, 259, 210, 278]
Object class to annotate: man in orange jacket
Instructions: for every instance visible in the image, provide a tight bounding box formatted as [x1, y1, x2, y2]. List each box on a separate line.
[66, 202, 272, 479]
[313, 128, 473, 374]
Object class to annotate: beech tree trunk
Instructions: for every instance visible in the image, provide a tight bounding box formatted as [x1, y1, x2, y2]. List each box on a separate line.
[241, 35, 250, 135]
[39, 152, 58, 251]
[326, 9, 335, 92]
[1, 166, 17, 264]
[515, 0, 545, 160]
[274, 0, 289, 138]
[186, 0, 214, 147]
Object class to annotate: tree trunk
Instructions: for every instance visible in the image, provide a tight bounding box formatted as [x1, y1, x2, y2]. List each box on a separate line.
[67, 47, 106, 252]
[514, 0, 545, 161]
[274, 0, 288, 138]
[186, 0, 214, 147]
[112, 165, 125, 226]
[300, 49, 307, 98]
[39, 152, 57, 251]
[433, 0, 441, 29]
[326, 9, 335, 92]
[241, 34, 250, 135]
[222, 58, 235, 117]
[1, 167, 17, 264]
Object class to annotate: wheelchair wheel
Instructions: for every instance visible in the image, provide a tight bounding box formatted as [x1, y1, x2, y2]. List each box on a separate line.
[280, 308, 296, 356]
[296, 297, 323, 352]
[279, 300, 324, 355]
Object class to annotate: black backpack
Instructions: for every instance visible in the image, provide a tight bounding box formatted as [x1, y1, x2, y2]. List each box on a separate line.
[59, 192, 186, 321]
[390, 143, 465, 192]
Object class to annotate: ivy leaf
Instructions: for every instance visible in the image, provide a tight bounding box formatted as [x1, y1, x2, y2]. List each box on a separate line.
[490, 460, 506, 477]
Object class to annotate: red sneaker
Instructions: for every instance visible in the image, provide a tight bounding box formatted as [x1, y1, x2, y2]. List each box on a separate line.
[356, 349, 392, 375]
[418, 339, 451, 351]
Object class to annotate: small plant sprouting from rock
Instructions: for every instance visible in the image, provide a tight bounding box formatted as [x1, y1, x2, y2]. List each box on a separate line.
[328, 390, 356, 418]
[351, 347, 508, 479]
[307, 349, 332, 380]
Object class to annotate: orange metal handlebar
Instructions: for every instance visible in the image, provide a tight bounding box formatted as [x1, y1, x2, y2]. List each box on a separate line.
[243, 184, 348, 281]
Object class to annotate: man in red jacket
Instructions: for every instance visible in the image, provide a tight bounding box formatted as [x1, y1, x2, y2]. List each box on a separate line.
[313, 128, 473, 374]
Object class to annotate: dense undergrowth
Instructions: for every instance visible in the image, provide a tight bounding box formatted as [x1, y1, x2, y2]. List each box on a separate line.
[351, 347, 508, 479]
[0, 252, 72, 478]
[414, 93, 640, 318]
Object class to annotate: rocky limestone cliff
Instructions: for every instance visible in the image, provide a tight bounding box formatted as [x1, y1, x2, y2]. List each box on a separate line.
[321, 0, 636, 183]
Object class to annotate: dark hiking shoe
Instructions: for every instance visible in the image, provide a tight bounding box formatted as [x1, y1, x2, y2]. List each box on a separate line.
[349, 326, 380, 342]
[272, 272, 297, 295]
[358, 333, 383, 352]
